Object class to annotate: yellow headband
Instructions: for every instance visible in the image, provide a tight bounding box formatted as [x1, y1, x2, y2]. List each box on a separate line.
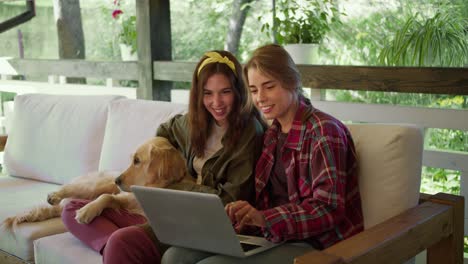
[197, 51, 236, 77]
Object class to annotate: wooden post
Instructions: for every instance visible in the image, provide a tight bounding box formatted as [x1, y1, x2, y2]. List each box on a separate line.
[427, 193, 464, 264]
[460, 171, 468, 236]
[136, 0, 172, 101]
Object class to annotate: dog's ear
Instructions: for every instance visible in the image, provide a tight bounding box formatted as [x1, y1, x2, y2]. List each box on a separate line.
[148, 145, 187, 187]
[148, 146, 168, 186]
[166, 149, 188, 182]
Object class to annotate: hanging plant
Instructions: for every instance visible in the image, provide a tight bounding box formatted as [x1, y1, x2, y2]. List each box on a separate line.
[379, 12, 468, 67]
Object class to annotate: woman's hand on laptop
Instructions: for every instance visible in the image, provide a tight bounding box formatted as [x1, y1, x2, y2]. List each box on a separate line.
[225, 200, 266, 232]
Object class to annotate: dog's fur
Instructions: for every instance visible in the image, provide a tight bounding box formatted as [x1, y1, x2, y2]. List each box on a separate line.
[1, 136, 193, 231]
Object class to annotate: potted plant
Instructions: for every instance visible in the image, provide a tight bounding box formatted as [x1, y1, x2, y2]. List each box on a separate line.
[261, 0, 343, 64]
[112, 1, 137, 61]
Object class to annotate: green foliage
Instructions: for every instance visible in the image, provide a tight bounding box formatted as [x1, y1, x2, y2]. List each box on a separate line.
[118, 15, 137, 54]
[421, 167, 460, 195]
[170, 0, 270, 62]
[260, 0, 342, 44]
[325, 10, 400, 65]
[379, 12, 468, 67]
[465, 237, 468, 255]
[171, 0, 228, 61]
[325, 1, 468, 185]
[426, 128, 467, 152]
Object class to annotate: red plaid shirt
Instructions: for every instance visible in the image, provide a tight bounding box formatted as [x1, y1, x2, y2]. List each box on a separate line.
[255, 99, 363, 248]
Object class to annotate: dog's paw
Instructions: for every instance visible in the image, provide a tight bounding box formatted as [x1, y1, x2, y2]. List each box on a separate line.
[75, 202, 102, 224]
[47, 192, 62, 205]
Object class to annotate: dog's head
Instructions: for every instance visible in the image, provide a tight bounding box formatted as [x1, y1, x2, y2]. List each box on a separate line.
[116, 137, 190, 192]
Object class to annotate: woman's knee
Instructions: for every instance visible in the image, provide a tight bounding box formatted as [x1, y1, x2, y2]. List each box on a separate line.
[104, 226, 161, 264]
[106, 226, 141, 248]
[61, 199, 89, 226]
[161, 247, 213, 264]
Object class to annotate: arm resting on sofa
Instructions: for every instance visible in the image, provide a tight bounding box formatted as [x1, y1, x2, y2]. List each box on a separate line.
[0, 135, 7, 152]
[294, 192, 464, 264]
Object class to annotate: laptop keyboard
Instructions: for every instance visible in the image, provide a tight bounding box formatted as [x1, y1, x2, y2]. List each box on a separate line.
[237, 235, 250, 242]
[240, 243, 261, 252]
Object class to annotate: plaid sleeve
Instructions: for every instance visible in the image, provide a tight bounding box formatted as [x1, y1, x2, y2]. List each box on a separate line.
[261, 134, 349, 243]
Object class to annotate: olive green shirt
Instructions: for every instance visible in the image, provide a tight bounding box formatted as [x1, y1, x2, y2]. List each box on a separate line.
[156, 114, 264, 205]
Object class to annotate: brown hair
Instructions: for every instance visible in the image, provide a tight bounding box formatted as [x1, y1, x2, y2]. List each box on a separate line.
[243, 44, 311, 119]
[243, 44, 304, 94]
[189, 50, 262, 157]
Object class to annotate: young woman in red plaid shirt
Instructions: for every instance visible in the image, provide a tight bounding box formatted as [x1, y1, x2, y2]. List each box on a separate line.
[199, 44, 364, 263]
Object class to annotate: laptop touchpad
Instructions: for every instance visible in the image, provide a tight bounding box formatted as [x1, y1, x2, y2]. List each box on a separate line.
[240, 243, 262, 252]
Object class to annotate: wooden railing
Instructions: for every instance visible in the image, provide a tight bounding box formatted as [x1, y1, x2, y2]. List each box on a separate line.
[0, 58, 138, 98]
[0, 58, 467, 263]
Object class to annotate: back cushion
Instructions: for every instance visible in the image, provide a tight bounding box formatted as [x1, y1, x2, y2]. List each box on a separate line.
[3, 94, 124, 184]
[98, 99, 187, 172]
[347, 123, 423, 229]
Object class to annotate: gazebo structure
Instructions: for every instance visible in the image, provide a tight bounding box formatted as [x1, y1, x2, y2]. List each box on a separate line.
[0, 0, 467, 263]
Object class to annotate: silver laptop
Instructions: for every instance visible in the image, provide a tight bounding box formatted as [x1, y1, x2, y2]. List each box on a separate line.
[131, 186, 281, 258]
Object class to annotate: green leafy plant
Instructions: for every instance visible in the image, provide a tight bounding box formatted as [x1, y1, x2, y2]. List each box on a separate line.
[260, 0, 343, 45]
[379, 12, 468, 67]
[112, 0, 137, 54]
[118, 15, 137, 53]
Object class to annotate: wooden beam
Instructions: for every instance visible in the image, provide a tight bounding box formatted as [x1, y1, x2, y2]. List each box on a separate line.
[295, 201, 454, 264]
[311, 100, 468, 131]
[153, 61, 195, 82]
[136, 0, 172, 101]
[427, 193, 464, 264]
[3, 59, 138, 80]
[152, 62, 468, 96]
[419, 193, 432, 203]
[299, 65, 468, 95]
[423, 150, 468, 172]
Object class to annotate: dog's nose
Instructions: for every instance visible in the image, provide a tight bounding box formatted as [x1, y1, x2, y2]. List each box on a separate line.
[115, 176, 122, 186]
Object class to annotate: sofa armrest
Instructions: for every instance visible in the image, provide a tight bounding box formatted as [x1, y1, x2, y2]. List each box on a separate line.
[294, 192, 464, 264]
[0, 135, 7, 152]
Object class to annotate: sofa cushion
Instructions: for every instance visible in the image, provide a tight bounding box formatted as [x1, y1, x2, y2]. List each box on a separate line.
[99, 99, 187, 172]
[0, 175, 65, 261]
[3, 94, 124, 184]
[347, 123, 423, 229]
[34, 232, 101, 264]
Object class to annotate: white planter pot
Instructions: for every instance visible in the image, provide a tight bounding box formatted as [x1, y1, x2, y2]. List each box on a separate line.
[119, 43, 138, 61]
[284, 44, 319, 65]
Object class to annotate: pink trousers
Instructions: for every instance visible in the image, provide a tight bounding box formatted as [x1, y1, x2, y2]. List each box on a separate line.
[62, 199, 161, 264]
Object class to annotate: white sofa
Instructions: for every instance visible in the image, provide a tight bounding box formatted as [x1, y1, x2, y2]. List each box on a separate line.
[0, 94, 187, 263]
[0, 93, 461, 264]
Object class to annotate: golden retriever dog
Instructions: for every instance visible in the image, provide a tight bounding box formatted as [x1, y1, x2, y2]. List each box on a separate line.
[1, 136, 193, 231]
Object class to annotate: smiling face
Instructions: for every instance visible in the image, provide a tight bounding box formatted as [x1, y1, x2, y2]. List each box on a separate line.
[247, 68, 297, 132]
[202, 73, 234, 127]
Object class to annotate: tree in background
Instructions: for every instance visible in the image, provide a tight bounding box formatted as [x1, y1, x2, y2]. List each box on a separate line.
[171, 0, 269, 62]
[53, 0, 86, 84]
[225, 0, 255, 56]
